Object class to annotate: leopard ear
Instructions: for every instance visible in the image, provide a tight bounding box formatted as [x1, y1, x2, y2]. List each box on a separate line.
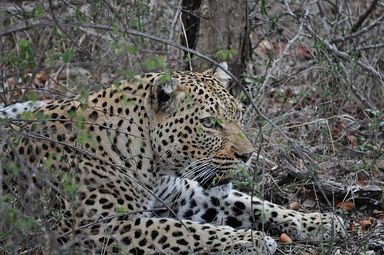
[150, 74, 177, 113]
[203, 62, 232, 88]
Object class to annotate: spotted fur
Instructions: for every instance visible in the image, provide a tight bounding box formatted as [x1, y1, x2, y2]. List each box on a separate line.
[1, 68, 344, 254]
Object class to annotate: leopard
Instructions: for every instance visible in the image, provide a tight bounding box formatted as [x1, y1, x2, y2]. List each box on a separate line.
[0, 65, 345, 254]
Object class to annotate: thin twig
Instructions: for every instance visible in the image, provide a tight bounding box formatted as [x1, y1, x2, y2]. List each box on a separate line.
[351, 0, 379, 33]
[179, 12, 193, 71]
[47, 0, 83, 52]
[316, 0, 330, 34]
[331, 12, 384, 44]
[353, 42, 384, 51]
[254, 8, 309, 106]
[305, 23, 383, 81]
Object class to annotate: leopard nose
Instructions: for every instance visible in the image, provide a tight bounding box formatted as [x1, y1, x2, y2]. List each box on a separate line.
[235, 152, 253, 163]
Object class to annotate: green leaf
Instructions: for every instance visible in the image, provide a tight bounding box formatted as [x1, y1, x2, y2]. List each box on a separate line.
[44, 154, 53, 169]
[15, 217, 35, 232]
[17, 39, 36, 68]
[34, 4, 45, 17]
[260, 0, 267, 15]
[20, 110, 35, 120]
[127, 45, 138, 54]
[215, 49, 237, 61]
[314, 38, 326, 50]
[143, 56, 166, 71]
[7, 162, 19, 176]
[19, 39, 30, 49]
[236, 133, 246, 140]
[159, 72, 172, 82]
[80, 89, 90, 110]
[121, 95, 136, 107]
[67, 109, 77, 118]
[121, 70, 136, 80]
[64, 183, 80, 200]
[78, 133, 90, 144]
[145, 59, 157, 71]
[116, 207, 128, 214]
[26, 91, 39, 101]
[213, 118, 224, 126]
[76, 116, 85, 129]
[237, 91, 247, 102]
[74, 6, 86, 22]
[0, 231, 10, 238]
[62, 48, 74, 63]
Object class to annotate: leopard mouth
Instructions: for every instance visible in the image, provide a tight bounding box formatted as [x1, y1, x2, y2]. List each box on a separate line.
[197, 173, 232, 189]
[184, 161, 235, 189]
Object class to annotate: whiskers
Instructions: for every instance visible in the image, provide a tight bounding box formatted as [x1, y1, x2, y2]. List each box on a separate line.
[179, 158, 231, 189]
[179, 157, 212, 179]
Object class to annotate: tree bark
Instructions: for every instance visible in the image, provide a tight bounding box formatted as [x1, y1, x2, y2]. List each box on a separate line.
[181, 0, 250, 79]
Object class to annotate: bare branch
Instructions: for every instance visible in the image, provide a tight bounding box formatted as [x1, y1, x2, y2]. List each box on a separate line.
[353, 42, 384, 51]
[331, 12, 384, 44]
[351, 0, 379, 33]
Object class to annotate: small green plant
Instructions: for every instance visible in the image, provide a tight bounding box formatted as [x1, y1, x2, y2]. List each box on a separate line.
[62, 174, 80, 201]
[33, 4, 45, 17]
[211, 118, 224, 126]
[20, 110, 36, 120]
[236, 132, 246, 140]
[5, 162, 19, 176]
[120, 69, 137, 80]
[237, 91, 247, 102]
[62, 48, 74, 63]
[143, 56, 166, 71]
[215, 49, 237, 61]
[79, 88, 90, 110]
[121, 95, 137, 107]
[259, 0, 268, 15]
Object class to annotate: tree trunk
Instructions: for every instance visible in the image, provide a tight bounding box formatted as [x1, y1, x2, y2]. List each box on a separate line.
[181, 0, 250, 80]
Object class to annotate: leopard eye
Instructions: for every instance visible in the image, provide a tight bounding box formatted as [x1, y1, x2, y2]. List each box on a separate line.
[201, 117, 223, 129]
[201, 118, 214, 128]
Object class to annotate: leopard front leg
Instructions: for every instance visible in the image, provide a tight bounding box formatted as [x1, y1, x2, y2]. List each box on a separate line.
[154, 177, 345, 241]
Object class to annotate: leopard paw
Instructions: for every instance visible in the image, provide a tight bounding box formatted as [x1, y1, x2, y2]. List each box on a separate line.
[299, 212, 346, 241]
[271, 211, 346, 241]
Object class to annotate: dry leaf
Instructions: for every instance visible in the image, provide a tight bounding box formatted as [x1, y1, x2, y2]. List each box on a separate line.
[346, 134, 358, 147]
[377, 160, 384, 171]
[284, 88, 293, 98]
[280, 233, 293, 244]
[297, 44, 313, 60]
[298, 159, 305, 171]
[359, 218, 373, 232]
[336, 201, 355, 211]
[276, 38, 287, 54]
[36, 71, 48, 83]
[372, 209, 384, 217]
[357, 171, 369, 186]
[253, 38, 273, 57]
[289, 201, 301, 211]
[372, 209, 384, 222]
